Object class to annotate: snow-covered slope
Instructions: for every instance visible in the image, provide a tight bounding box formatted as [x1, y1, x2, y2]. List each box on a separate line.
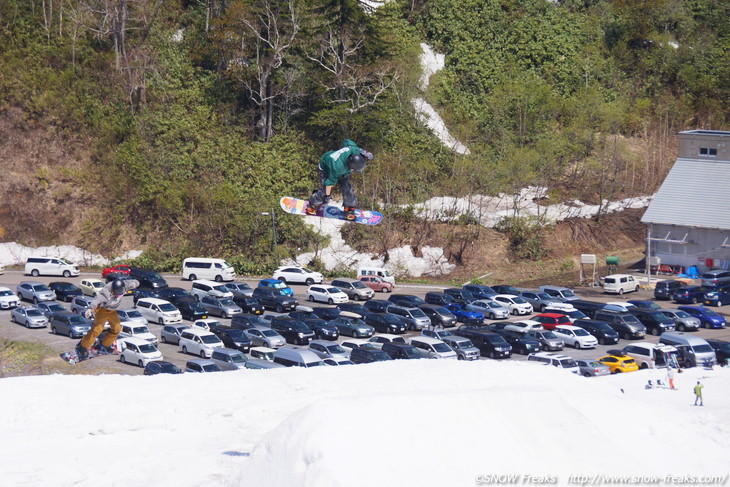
[0, 362, 727, 487]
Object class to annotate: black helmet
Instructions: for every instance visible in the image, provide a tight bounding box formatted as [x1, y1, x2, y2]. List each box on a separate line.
[111, 279, 125, 296]
[346, 153, 366, 173]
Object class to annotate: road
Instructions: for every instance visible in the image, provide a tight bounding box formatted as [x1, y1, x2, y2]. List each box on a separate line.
[1, 270, 728, 376]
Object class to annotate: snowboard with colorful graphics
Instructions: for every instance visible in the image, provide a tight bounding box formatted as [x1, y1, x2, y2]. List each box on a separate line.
[280, 197, 382, 225]
[60, 339, 124, 365]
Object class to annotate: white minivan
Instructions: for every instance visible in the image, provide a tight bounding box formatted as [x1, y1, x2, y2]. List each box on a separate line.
[602, 274, 640, 295]
[182, 258, 235, 282]
[357, 267, 395, 285]
[178, 328, 224, 358]
[24, 257, 80, 278]
[136, 298, 182, 325]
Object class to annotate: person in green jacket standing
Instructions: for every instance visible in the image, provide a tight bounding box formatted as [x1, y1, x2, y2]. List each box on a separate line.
[694, 381, 704, 406]
[307, 139, 373, 220]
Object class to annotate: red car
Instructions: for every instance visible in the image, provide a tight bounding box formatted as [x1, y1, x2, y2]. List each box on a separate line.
[530, 313, 571, 330]
[359, 276, 393, 293]
[101, 264, 131, 278]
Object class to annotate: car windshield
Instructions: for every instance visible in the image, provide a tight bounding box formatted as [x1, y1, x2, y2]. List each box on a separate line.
[262, 329, 280, 337]
[326, 287, 341, 294]
[541, 331, 558, 339]
[159, 363, 181, 373]
[47, 304, 65, 311]
[409, 309, 426, 318]
[218, 298, 236, 306]
[512, 297, 527, 304]
[92, 281, 104, 288]
[245, 316, 268, 326]
[132, 326, 151, 334]
[202, 364, 220, 372]
[455, 339, 474, 348]
[125, 310, 144, 318]
[292, 322, 311, 332]
[694, 344, 713, 353]
[54, 283, 75, 290]
[381, 315, 400, 324]
[0, 290, 12, 296]
[200, 335, 221, 344]
[272, 281, 286, 288]
[326, 345, 346, 354]
[32, 284, 51, 292]
[230, 354, 247, 363]
[233, 283, 251, 290]
[589, 361, 603, 368]
[623, 359, 636, 365]
[27, 309, 44, 317]
[158, 304, 177, 312]
[69, 316, 86, 325]
[433, 343, 451, 352]
[702, 308, 720, 317]
[351, 281, 367, 289]
[223, 329, 245, 340]
[673, 311, 690, 318]
[487, 336, 508, 345]
[138, 344, 157, 353]
[574, 329, 590, 336]
[561, 289, 576, 297]
[561, 359, 578, 368]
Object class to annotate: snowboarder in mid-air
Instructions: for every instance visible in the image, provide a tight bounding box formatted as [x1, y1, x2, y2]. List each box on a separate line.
[307, 139, 373, 221]
[76, 278, 139, 360]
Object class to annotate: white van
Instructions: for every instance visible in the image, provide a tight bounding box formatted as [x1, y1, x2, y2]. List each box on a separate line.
[191, 279, 234, 299]
[622, 343, 679, 369]
[602, 274, 639, 295]
[24, 257, 80, 278]
[357, 267, 395, 285]
[136, 298, 182, 325]
[178, 327, 224, 358]
[182, 258, 235, 282]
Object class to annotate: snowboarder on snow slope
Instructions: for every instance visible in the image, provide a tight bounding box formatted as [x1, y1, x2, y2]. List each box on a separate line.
[307, 139, 373, 221]
[76, 278, 139, 360]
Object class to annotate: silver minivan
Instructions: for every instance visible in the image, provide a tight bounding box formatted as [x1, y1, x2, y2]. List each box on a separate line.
[210, 348, 249, 370]
[538, 285, 579, 302]
[331, 278, 375, 301]
[387, 305, 431, 331]
[659, 332, 716, 367]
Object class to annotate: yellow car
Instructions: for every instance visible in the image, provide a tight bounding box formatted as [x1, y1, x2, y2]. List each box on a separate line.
[598, 352, 639, 374]
[79, 278, 105, 297]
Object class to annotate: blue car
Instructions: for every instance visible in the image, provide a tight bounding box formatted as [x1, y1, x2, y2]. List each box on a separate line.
[677, 306, 727, 329]
[444, 303, 484, 323]
[671, 286, 711, 304]
[258, 278, 293, 297]
[703, 285, 730, 307]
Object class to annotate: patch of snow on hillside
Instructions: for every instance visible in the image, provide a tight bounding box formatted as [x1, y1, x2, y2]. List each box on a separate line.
[418, 43, 445, 90]
[0, 242, 141, 267]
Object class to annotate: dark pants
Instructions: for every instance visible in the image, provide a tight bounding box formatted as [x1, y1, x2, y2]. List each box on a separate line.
[309, 169, 357, 207]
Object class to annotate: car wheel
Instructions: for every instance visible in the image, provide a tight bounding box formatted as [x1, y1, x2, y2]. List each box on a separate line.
[120, 355, 127, 364]
[614, 369, 622, 374]
[489, 313, 496, 320]
[573, 342, 581, 349]
[31, 269, 40, 277]
[161, 336, 167, 343]
[278, 277, 287, 283]
[353, 294, 360, 301]
[650, 328, 659, 336]
[215, 275, 223, 282]
[584, 372, 592, 378]
[138, 360, 144, 367]
[33, 297, 39, 304]
[640, 363, 648, 369]
[677, 324, 685, 331]
[159, 318, 164, 325]
[305, 278, 314, 286]
[718, 301, 723, 307]
[51, 326, 58, 334]
[200, 350, 206, 358]
[276, 304, 284, 313]
[328, 298, 334, 305]
[692, 297, 698, 304]
[704, 322, 710, 329]
[618, 288, 624, 295]
[63, 270, 71, 278]
[457, 355, 464, 360]
[308, 295, 315, 302]
[490, 351, 497, 359]
[385, 287, 391, 293]
[622, 332, 631, 340]
[512, 309, 519, 316]
[189, 274, 197, 281]
[182, 346, 188, 354]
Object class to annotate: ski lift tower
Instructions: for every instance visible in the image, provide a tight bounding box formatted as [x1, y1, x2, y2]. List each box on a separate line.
[580, 254, 598, 286]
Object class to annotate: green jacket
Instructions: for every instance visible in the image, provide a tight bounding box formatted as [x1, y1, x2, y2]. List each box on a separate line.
[694, 384, 703, 396]
[319, 139, 361, 186]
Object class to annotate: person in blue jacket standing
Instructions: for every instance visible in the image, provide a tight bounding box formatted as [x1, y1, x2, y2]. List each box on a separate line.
[307, 139, 373, 220]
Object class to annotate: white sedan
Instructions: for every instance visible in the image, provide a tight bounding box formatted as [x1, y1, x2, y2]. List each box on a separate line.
[273, 266, 323, 285]
[306, 285, 349, 305]
[468, 300, 510, 319]
[493, 294, 533, 316]
[553, 325, 598, 349]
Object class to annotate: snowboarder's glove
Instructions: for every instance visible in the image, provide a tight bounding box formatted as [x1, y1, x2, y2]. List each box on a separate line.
[323, 195, 331, 205]
[360, 149, 373, 160]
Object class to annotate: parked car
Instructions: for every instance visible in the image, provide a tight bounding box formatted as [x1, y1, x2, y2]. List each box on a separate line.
[417, 305, 458, 328]
[178, 327, 224, 358]
[462, 284, 498, 299]
[409, 336, 457, 359]
[530, 313, 571, 330]
[504, 320, 544, 334]
[700, 269, 730, 287]
[331, 278, 374, 301]
[705, 339, 730, 366]
[35, 301, 67, 319]
[659, 332, 717, 368]
[0, 287, 20, 309]
[442, 302, 484, 323]
[672, 286, 712, 304]
[269, 317, 315, 345]
[569, 299, 607, 319]
[16, 281, 56, 303]
[69, 296, 93, 315]
[48, 282, 82, 302]
[622, 343, 679, 369]
[572, 319, 620, 345]
[191, 279, 234, 300]
[224, 282, 255, 297]
[210, 348, 249, 371]
[677, 305, 727, 329]
[367, 334, 408, 348]
[273, 347, 326, 368]
[299, 318, 339, 341]
[242, 326, 286, 348]
[258, 278, 293, 297]
[49, 311, 89, 337]
[491, 285, 522, 295]
[364, 313, 407, 334]
[199, 295, 243, 318]
[336, 302, 370, 316]
[252, 287, 298, 312]
[120, 337, 163, 367]
[250, 346, 276, 361]
[143, 360, 183, 375]
[660, 309, 701, 332]
[309, 340, 350, 360]
[192, 318, 220, 331]
[519, 291, 561, 312]
[136, 298, 182, 325]
[526, 352, 579, 373]
[542, 304, 588, 322]
[703, 285, 730, 307]
[441, 336, 480, 360]
[231, 314, 271, 330]
[454, 327, 512, 358]
[328, 316, 375, 338]
[24, 257, 79, 278]
[156, 287, 194, 303]
[349, 346, 393, 364]
[491, 329, 541, 355]
[538, 285, 579, 302]
[602, 274, 639, 295]
[128, 267, 168, 289]
[628, 309, 676, 336]
[359, 276, 393, 293]
[380, 342, 426, 360]
[306, 285, 349, 305]
[231, 296, 264, 315]
[208, 326, 252, 353]
[273, 266, 323, 285]
[593, 309, 647, 339]
[132, 287, 161, 305]
[654, 279, 687, 300]
[174, 297, 210, 321]
[442, 288, 477, 304]
[101, 264, 131, 278]
[160, 324, 189, 345]
[119, 323, 158, 345]
[598, 351, 639, 373]
[424, 292, 455, 306]
[492, 294, 533, 315]
[184, 359, 222, 373]
[526, 329, 564, 351]
[387, 305, 432, 330]
[364, 299, 392, 313]
[11, 306, 49, 328]
[182, 257, 235, 282]
[466, 299, 510, 320]
[575, 359, 611, 377]
[553, 325, 598, 349]
[387, 294, 425, 308]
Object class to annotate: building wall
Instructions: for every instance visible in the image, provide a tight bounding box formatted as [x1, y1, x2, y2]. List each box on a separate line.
[649, 224, 730, 272]
[677, 131, 730, 162]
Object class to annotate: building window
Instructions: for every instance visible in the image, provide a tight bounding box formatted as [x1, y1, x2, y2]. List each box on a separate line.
[699, 147, 717, 156]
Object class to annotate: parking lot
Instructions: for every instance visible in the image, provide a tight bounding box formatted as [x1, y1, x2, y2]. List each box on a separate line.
[1, 270, 729, 376]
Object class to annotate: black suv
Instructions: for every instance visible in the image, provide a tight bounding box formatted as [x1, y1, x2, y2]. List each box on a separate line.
[455, 326, 512, 358]
[349, 346, 393, 364]
[462, 284, 498, 299]
[301, 318, 339, 340]
[252, 287, 297, 312]
[491, 285, 521, 295]
[381, 342, 425, 360]
[129, 267, 168, 289]
[627, 309, 675, 336]
[418, 304, 457, 328]
[364, 299, 392, 313]
[387, 294, 425, 308]
[157, 287, 194, 303]
[569, 299, 607, 319]
[232, 295, 264, 315]
[572, 319, 619, 345]
[175, 297, 209, 321]
[491, 329, 541, 355]
[48, 282, 82, 302]
[337, 302, 370, 316]
[311, 307, 341, 321]
[209, 325, 253, 352]
[364, 313, 407, 334]
[231, 313, 270, 330]
[424, 292, 454, 306]
[442, 288, 476, 304]
[654, 279, 686, 300]
[132, 287, 161, 305]
[269, 317, 315, 345]
[593, 310, 646, 339]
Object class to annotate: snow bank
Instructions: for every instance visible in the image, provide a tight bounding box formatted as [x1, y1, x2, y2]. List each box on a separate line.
[0, 242, 142, 267]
